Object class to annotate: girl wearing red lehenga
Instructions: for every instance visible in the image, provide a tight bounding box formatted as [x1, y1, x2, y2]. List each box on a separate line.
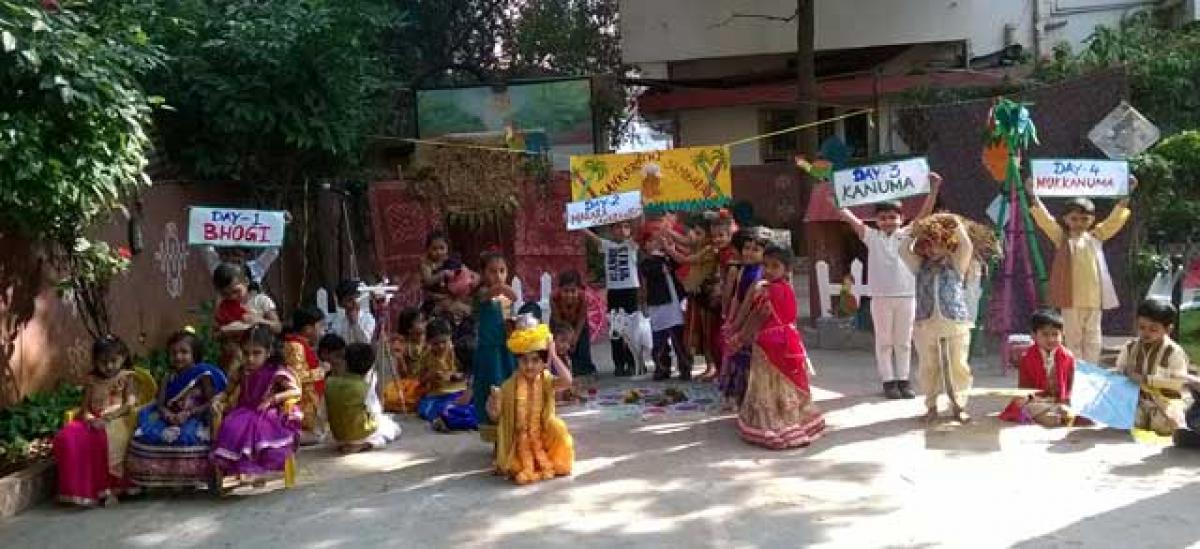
[53, 336, 139, 506]
[734, 245, 826, 449]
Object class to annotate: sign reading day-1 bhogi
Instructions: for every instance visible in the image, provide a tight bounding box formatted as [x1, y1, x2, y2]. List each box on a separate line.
[188, 207, 287, 247]
[1030, 159, 1130, 198]
[569, 146, 732, 212]
[831, 157, 930, 208]
[565, 190, 643, 231]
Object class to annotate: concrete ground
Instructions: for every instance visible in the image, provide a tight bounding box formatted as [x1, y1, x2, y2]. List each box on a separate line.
[2, 346, 1199, 549]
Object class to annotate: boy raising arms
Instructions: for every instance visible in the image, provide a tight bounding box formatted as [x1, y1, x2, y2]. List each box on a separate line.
[830, 172, 942, 399]
[579, 221, 641, 377]
[1028, 177, 1136, 363]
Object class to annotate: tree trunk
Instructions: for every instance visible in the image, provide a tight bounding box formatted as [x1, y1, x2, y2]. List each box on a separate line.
[796, 0, 823, 324]
[795, 0, 818, 158]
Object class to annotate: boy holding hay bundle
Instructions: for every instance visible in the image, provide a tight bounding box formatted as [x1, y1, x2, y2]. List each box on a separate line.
[900, 213, 979, 423]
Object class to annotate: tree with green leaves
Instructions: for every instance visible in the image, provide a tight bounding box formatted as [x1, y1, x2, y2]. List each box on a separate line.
[1041, 12, 1200, 135]
[0, 1, 161, 338]
[141, 0, 403, 192]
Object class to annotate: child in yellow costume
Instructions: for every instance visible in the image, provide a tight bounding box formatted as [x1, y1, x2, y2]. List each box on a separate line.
[486, 314, 575, 485]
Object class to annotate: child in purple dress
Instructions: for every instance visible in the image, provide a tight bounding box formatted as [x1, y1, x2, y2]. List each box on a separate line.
[211, 325, 301, 480]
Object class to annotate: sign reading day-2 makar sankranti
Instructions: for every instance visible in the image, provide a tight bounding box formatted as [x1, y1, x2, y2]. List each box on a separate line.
[564, 190, 644, 231]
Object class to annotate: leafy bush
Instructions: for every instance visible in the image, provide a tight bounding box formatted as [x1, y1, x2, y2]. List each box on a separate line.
[1132, 131, 1200, 242]
[1039, 13, 1200, 135]
[0, 2, 161, 338]
[0, 383, 83, 472]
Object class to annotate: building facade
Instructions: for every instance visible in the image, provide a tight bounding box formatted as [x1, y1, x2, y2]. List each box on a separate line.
[623, 0, 1168, 164]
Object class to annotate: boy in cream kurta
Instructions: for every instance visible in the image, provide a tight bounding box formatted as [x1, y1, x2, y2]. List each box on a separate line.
[1028, 177, 1135, 363]
[1115, 299, 1192, 436]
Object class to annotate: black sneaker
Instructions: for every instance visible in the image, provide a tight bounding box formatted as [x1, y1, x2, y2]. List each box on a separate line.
[883, 381, 902, 399]
[897, 380, 917, 399]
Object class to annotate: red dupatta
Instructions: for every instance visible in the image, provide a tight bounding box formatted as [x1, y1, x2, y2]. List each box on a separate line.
[215, 298, 247, 328]
[1017, 344, 1075, 403]
[755, 278, 811, 393]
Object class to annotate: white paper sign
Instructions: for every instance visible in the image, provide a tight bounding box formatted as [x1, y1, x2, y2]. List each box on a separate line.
[1030, 159, 1130, 197]
[188, 207, 287, 247]
[832, 157, 930, 208]
[565, 190, 643, 231]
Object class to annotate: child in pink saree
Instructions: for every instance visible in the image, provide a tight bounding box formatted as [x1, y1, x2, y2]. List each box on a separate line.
[735, 245, 826, 449]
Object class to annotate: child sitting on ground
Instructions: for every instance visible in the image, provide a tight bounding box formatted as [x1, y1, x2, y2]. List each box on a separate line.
[418, 319, 477, 432]
[1115, 299, 1192, 436]
[326, 343, 402, 453]
[551, 320, 585, 405]
[318, 333, 347, 376]
[283, 307, 327, 445]
[381, 308, 427, 414]
[54, 336, 138, 506]
[1000, 309, 1077, 427]
[329, 279, 376, 345]
[900, 213, 975, 423]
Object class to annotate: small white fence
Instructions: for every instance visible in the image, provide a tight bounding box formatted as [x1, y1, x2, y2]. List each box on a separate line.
[313, 272, 557, 328]
[813, 259, 983, 320]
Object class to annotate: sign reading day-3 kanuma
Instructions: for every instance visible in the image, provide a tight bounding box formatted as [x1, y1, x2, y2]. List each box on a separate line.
[831, 157, 930, 208]
[188, 207, 287, 248]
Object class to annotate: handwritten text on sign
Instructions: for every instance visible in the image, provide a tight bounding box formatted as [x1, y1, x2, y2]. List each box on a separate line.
[187, 207, 287, 247]
[1030, 159, 1129, 197]
[565, 190, 643, 231]
[832, 157, 930, 208]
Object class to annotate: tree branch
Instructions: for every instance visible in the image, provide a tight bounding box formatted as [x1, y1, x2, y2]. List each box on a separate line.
[709, 10, 800, 29]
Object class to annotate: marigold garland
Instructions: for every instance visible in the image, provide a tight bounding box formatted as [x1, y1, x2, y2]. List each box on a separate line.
[507, 323, 551, 355]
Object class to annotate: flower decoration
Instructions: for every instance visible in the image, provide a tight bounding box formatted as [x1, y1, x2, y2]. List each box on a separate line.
[507, 316, 551, 355]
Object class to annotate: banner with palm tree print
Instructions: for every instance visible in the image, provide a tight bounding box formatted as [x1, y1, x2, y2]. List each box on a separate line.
[569, 147, 732, 212]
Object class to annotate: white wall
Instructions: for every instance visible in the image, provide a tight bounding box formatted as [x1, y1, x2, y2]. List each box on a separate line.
[677, 107, 761, 166]
[621, 0, 1157, 65]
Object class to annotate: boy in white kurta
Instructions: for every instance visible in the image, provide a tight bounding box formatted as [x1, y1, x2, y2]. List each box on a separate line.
[832, 173, 941, 399]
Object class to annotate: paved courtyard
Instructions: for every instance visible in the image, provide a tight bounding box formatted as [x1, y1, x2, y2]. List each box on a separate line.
[2, 347, 1198, 548]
